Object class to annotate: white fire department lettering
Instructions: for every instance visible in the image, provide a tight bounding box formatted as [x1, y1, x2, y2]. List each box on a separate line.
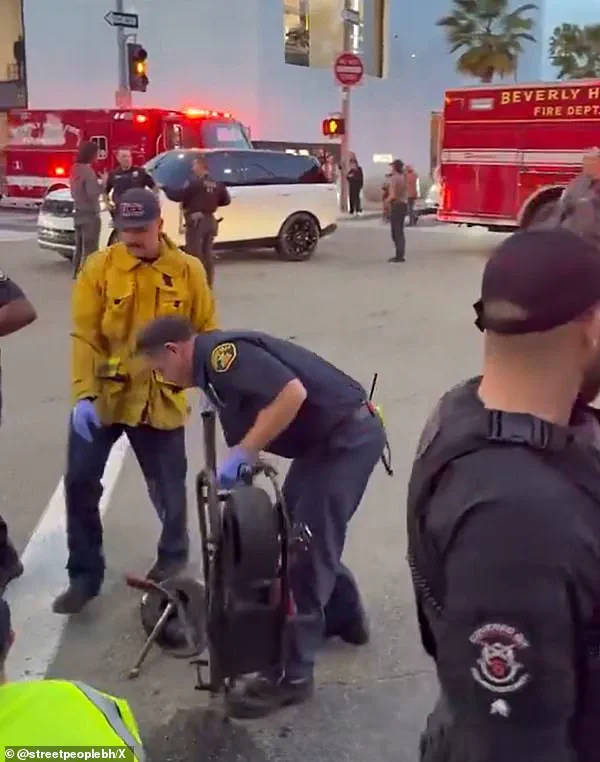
[121, 202, 144, 217]
[469, 623, 530, 694]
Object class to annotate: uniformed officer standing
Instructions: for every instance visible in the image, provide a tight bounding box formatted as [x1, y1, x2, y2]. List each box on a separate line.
[408, 229, 600, 762]
[104, 148, 156, 212]
[167, 156, 231, 288]
[0, 270, 36, 594]
[52, 188, 217, 615]
[136, 317, 387, 718]
[0, 598, 145, 757]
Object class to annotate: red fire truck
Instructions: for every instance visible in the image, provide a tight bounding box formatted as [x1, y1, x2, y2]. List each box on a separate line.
[438, 79, 600, 230]
[1, 107, 251, 206]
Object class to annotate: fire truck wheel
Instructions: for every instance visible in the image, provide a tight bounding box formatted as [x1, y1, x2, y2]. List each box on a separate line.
[275, 213, 319, 261]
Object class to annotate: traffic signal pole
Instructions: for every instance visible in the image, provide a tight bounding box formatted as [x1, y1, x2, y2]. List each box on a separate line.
[115, 0, 132, 107]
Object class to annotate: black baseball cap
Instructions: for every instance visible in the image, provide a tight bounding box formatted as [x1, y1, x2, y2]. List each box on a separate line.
[474, 229, 600, 334]
[113, 188, 160, 230]
[0, 598, 11, 657]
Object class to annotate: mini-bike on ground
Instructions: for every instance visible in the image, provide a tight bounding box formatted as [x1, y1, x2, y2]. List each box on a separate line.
[125, 409, 311, 714]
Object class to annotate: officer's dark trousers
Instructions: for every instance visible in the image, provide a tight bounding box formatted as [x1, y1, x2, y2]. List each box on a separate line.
[185, 216, 217, 287]
[64, 421, 189, 593]
[390, 201, 407, 261]
[349, 184, 362, 214]
[283, 409, 385, 680]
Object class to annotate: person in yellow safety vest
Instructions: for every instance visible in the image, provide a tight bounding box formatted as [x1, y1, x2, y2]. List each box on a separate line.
[0, 598, 145, 758]
[53, 187, 218, 616]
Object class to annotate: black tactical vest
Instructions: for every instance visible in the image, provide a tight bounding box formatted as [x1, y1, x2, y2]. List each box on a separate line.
[407, 379, 600, 761]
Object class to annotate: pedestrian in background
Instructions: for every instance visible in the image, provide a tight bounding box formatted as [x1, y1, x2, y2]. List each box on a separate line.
[347, 156, 364, 215]
[384, 159, 408, 263]
[405, 165, 420, 226]
[70, 141, 103, 279]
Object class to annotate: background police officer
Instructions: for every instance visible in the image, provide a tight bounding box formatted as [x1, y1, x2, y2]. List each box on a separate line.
[0, 270, 36, 593]
[136, 316, 386, 719]
[53, 188, 217, 616]
[408, 229, 600, 762]
[167, 156, 231, 288]
[0, 598, 144, 756]
[105, 148, 156, 213]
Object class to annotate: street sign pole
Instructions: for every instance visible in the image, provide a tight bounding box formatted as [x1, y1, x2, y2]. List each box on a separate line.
[340, 85, 350, 213]
[340, 17, 351, 213]
[115, 0, 131, 107]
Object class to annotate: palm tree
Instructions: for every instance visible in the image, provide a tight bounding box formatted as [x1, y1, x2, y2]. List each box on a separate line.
[437, 0, 538, 83]
[549, 23, 600, 79]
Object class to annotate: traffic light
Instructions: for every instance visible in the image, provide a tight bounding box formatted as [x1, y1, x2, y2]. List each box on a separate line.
[322, 117, 345, 137]
[127, 43, 149, 92]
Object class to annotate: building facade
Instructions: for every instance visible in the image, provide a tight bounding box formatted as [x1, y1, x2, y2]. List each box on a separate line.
[0, 0, 594, 180]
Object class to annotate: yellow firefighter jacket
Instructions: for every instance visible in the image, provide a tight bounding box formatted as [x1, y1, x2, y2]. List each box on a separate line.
[71, 235, 218, 429]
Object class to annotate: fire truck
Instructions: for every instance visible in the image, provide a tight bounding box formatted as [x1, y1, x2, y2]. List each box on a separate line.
[438, 79, 600, 230]
[1, 107, 252, 207]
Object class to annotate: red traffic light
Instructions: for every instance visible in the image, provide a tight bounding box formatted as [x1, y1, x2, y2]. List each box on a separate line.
[322, 118, 345, 136]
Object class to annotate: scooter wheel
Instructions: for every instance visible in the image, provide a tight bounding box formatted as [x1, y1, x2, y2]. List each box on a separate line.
[139, 576, 207, 657]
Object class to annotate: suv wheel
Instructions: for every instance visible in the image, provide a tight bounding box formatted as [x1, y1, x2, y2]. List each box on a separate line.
[276, 213, 319, 261]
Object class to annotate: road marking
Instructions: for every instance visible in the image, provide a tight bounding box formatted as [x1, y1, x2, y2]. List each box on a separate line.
[0, 230, 37, 242]
[4, 435, 130, 680]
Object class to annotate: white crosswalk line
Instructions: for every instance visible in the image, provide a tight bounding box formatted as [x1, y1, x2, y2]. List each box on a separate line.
[4, 436, 130, 680]
[0, 229, 37, 242]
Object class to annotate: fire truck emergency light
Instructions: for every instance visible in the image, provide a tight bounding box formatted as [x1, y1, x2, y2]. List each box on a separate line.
[53, 166, 66, 176]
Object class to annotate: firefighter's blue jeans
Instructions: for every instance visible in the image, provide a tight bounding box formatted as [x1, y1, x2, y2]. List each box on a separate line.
[64, 420, 189, 593]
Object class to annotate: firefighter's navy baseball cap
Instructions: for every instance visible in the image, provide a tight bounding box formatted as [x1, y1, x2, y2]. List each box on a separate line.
[113, 188, 161, 230]
[0, 597, 11, 658]
[474, 229, 600, 334]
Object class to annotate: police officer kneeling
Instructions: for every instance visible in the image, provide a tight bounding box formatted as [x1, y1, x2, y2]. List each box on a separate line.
[136, 317, 386, 718]
[408, 229, 600, 762]
[0, 598, 145, 756]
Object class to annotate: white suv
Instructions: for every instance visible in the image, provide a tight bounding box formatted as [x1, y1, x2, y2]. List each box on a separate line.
[37, 148, 339, 262]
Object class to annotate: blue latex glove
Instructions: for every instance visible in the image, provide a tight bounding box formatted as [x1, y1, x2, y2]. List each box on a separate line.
[217, 447, 255, 489]
[72, 399, 101, 443]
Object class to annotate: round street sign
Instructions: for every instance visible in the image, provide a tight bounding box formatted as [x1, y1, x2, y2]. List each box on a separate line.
[334, 52, 364, 87]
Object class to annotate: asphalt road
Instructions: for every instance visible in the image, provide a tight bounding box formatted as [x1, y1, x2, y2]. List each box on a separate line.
[0, 211, 502, 760]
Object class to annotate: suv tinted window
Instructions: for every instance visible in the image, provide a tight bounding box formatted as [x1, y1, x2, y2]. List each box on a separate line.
[239, 152, 326, 185]
[204, 153, 244, 185]
[145, 150, 243, 190]
[145, 151, 192, 189]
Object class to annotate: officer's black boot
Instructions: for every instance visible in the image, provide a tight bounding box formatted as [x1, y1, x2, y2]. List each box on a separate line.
[52, 579, 99, 615]
[0, 542, 24, 595]
[225, 674, 315, 720]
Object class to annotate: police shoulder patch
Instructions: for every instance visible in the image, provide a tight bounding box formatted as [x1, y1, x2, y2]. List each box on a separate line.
[211, 342, 237, 373]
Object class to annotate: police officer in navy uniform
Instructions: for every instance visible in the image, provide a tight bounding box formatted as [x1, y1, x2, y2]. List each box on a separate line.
[166, 155, 231, 288]
[105, 148, 156, 213]
[0, 269, 36, 593]
[136, 316, 387, 718]
[408, 229, 600, 762]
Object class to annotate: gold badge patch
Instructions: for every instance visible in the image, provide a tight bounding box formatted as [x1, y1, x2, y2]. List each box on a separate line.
[211, 342, 237, 373]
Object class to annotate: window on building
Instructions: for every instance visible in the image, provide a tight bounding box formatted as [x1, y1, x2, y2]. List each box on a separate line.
[283, 0, 386, 77]
[284, 0, 310, 67]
